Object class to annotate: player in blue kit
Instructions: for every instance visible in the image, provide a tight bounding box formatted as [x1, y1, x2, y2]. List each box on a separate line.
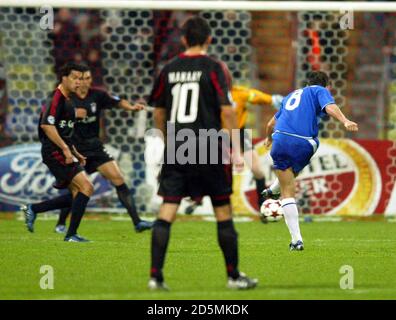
[263, 71, 358, 251]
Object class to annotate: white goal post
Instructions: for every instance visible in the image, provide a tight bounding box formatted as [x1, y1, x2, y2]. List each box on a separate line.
[0, 0, 396, 12]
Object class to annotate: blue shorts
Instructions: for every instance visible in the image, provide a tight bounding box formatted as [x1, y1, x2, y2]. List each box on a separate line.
[270, 132, 319, 174]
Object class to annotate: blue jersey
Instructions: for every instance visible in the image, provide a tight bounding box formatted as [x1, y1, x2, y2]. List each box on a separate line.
[274, 85, 335, 138]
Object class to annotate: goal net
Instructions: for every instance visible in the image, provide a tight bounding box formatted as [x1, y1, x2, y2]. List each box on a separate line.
[0, 1, 395, 217]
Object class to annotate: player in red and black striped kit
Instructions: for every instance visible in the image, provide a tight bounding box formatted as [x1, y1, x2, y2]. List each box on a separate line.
[23, 62, 94, 242]
[54, 69, 153, 233]
[148, 16, 258, 290]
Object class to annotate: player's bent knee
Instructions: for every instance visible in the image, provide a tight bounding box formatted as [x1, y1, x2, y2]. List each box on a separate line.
[80, 180, 94, 197]
[111, 175, 125, 187]
[214, 208, 233, 222]
[69, 187, 78, 199]
[158, 203, 179, 223]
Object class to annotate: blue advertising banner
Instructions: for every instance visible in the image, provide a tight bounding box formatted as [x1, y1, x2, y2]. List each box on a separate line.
[0, 144, 114, 211]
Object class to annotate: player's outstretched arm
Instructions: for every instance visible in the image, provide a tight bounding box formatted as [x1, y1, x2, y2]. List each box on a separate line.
[325, 104, 358, 132]
[247, 88, 272, 106]
[40, 124, 73, 164]
[118, 99, 145, 111]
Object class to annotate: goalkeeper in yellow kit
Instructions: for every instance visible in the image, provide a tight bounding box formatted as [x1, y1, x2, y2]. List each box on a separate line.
[185, 85, 283, 214]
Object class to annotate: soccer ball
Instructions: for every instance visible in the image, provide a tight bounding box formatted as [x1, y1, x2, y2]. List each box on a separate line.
[259, 199, 284, 223]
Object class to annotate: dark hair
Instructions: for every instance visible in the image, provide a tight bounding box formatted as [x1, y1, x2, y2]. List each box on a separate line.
[59, 62, 90, 80]
[306, 71, 330, 87]
[181, 16, 211, 47]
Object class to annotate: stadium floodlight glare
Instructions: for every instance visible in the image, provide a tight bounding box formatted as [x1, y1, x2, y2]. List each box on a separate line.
[1, 0, 396, 12]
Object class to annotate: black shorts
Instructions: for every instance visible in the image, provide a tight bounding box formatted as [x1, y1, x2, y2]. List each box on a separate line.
[158, 163, 232, 205]
[79, 145, 114, 174]
[240, 128, 253, 153]
[43, 150, 84, 189]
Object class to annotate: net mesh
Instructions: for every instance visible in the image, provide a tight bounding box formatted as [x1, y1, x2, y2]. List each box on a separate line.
[0, 7, 395, 215]
[0, 8, 253, 212]
[0, 7, 56, 145]
[296, 11, 349, 139]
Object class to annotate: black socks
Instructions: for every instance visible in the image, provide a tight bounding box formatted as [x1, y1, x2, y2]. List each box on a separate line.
[116, 183, 141, 225]
[150, 218, 240, 282]
[150, 219, 171, 282]
[255, 178, 266, 207]
[57, 207, 71, 226]
[217, 219, 240, 279]
[31, 193, 73, 214]
[66, 192, 90, 237]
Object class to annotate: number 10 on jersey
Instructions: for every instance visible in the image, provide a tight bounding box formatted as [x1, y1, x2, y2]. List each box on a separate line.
[170, 82, 199, 123]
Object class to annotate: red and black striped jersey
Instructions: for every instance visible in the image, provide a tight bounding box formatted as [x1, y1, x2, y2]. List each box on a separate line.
[39, 88, 76, 151]
[149, 53, 234, 134]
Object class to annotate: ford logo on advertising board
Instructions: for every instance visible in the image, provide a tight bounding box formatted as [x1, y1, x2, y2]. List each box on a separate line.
[0, 144, 114, 208]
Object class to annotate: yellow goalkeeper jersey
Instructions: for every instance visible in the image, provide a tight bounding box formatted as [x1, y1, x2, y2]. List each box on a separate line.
[231, 85, 273, 129]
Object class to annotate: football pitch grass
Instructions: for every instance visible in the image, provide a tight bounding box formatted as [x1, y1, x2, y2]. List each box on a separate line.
[0, 215, 395, 300]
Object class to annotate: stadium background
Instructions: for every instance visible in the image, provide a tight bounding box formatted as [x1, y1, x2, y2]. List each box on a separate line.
[0, 4, 396, 216]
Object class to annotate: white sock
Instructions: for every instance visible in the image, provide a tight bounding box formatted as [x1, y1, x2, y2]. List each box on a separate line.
[281, 198, 303, 243]
[269, 179, 280, 195]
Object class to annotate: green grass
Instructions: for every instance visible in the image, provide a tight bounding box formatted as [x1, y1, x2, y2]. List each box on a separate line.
[0, 216, 395, 299]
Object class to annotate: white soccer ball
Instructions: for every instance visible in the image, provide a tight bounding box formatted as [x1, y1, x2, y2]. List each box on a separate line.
[259, 199, 284, 223]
